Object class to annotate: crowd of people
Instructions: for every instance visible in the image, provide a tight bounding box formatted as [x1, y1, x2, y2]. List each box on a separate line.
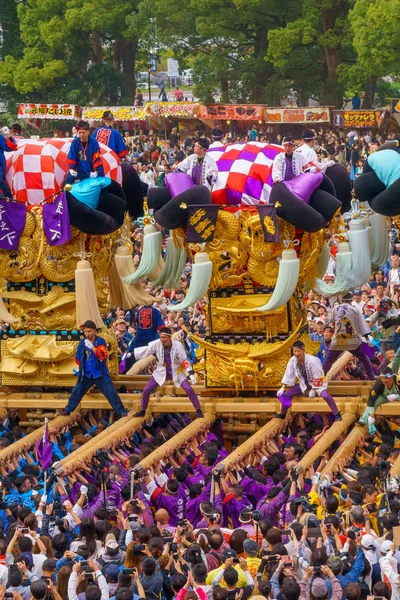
[0, 404, 399, 600]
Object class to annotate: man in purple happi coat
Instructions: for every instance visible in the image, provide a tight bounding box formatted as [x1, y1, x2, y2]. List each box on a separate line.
[255, 475, 297, 527]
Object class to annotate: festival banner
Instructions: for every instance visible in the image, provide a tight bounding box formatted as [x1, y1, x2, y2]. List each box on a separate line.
[332, 110, 379, 128]
[264, 107, 330, 124]
[0, 199, 27, 251]
[82, 106, 145, 121]
[42, 192, 72, 247]
[257, 205, 279, 243]
[186, 205, 219, 243]
[145, 102, 200, 118]
[17, 104, 82, 120]
[199, 104, 265, 120]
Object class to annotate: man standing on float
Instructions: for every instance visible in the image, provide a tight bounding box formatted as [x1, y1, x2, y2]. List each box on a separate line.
[133, 326, 203, 418]
[276, 340, 341, 420]
[322, 291, 375, 380]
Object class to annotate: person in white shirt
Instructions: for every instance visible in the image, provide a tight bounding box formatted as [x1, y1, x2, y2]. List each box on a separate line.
[388, 254, 400, 295]
[140, 164, 156, 188]
[295, 129, 335, 174]
[351, 290, 365, 315]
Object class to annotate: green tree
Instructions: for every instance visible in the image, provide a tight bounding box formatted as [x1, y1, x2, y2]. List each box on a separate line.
[267, 0, 354, 107]
[142, 0, 300, 104]
[0, 0, 147, 105]
[339, 0, 400, 107]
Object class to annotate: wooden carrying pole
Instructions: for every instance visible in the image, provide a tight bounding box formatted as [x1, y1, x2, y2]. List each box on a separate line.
[134, 412, 215, 473]
[390, 452, 400, 476]
[297, 411, 355, 471]
[214, 417, 287, 474]
[321, 421, 367, 476]
[0, 411, 80, 466]
[59, 413, 145, 475]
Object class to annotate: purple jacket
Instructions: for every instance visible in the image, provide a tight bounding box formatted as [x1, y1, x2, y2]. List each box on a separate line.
[255, 489, 289, 527]
[222, 494, 252, 528]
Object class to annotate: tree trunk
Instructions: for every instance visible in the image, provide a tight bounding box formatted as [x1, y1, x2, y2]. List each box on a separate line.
[319, 3, 346, 107]
[362, 75, 377, 109]
[92, 31, 102, 66]
[249, 25, 270, 103]
[221, 76, 229, 103]
[109, 38, 122, 104]
[121, 40, 138, 102]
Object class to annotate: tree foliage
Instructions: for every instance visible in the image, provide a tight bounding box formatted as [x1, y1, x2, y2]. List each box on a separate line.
[1, 0, 400, 108]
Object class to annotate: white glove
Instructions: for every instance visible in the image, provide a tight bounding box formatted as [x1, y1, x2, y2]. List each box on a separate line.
[84, 339, 94, 350]
[41, 494, 47, 504]
[80, 485, 88, 496]
[368, 415, 375, 425]
[309, 389, 316, 398]
[69, 169, 77, 177]
[312, 473, 321, 484]
[277, 386, 285, 397]
[1, 127, 10, 136]
[387, 394, 399, 402]
[189, 373, 197, 385]
[90, 171, 98, 178]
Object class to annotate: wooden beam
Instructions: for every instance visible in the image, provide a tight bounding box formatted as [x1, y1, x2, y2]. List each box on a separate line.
[59, 412, 145, 475]
[214, 417, 288, 473]
[0, 411, 80, 466]
[134, 412, 216, 473]
[297, 412, 356, 471]
[321, 422, 367, 476]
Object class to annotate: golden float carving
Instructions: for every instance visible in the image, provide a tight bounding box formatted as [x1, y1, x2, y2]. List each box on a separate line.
[186, 208, 325, 391]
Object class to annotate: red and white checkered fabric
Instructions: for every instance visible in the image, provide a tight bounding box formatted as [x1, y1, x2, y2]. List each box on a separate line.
[5, 138, 122, 205]
[208, 142, 283, 205]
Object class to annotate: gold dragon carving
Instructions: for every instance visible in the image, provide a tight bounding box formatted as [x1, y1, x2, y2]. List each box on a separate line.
[186, 208, 324, 391]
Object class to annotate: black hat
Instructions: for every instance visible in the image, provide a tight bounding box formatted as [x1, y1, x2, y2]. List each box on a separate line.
[82, 320, 97, 329]
[212, 127, 224, 140]
[342, 291, 353, 301]
[158, 326, 172, 336]
[301, 129, 315, 141]
[292, 341, 305, 349]
[196, 137, 210, 150]
[102, 110, 114, 120]
[380, 366, 394, 377]
[282, 136, 295, 145]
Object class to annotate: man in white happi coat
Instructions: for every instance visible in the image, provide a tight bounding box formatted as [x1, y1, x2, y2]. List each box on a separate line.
[276, 340, 341, 420]
[295, 128, 335, 174]
[133, 326, 203, 418]
[322, 291, 375, 380]
[176, 138, 218, 191]
[272, 136, 308, 183]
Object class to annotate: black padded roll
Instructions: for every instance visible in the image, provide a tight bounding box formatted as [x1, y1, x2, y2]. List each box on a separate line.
[324, 164, 352, 213]
[67, 190, 125, 235]
[317, 174, 336, 196]
[270, 183, 327, 232]
[309, 188, 342, 222]
[369, 177, 400, 216]
[354, 171, 386, 204]
[121, 163, 144, 219]
[154, 185, 212, 229]
[147, 187, 172, 211]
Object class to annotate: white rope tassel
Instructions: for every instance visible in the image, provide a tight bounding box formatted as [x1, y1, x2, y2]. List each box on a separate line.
[114, 246, 159, 307]
[75, 260, 104, 329]
[347, 219, 371, 287]
[124, 224, 162, 285]
[316, 242, 331, 279]
[168, 252, 212, 312]
[316, 242, 353, 295]
[257, 249, 300, 313]
[370, 212, 389, 268]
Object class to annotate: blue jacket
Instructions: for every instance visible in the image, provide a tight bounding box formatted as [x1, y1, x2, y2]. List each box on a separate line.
[93, 126, 128, 159]
[75, 336, 110, 382]
[67, 136, 104, 179]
